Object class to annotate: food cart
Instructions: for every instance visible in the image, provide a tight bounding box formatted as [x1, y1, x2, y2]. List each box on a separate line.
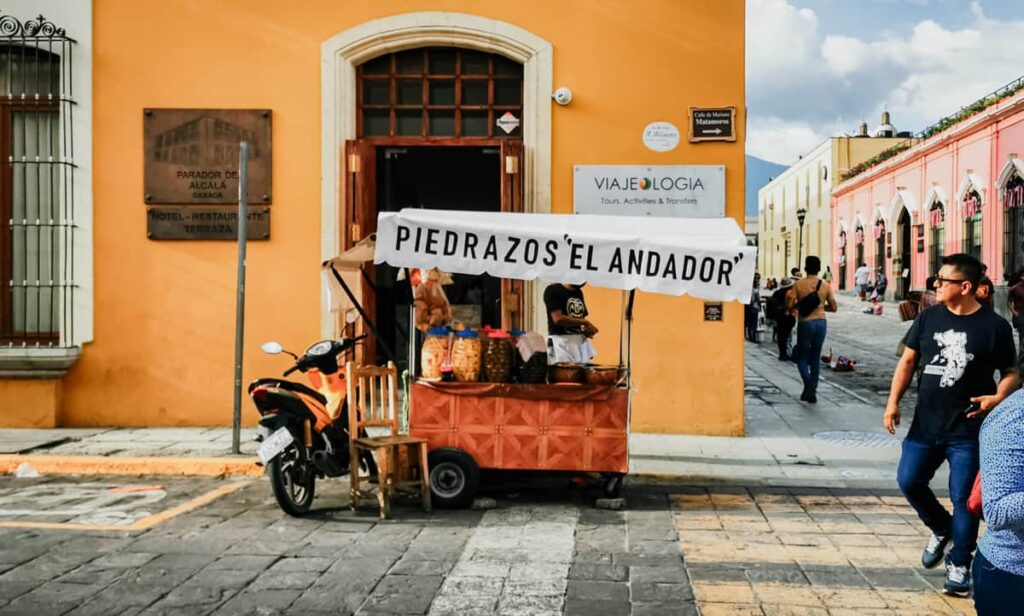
[328, 208, 755, 507]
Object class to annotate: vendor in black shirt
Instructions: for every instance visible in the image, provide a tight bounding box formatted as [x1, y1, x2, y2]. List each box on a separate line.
[883, 253, 1019, 596]
[543, 283, 599, 363]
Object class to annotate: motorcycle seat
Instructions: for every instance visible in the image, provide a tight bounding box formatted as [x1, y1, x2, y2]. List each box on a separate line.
[248, 378, 327, 406]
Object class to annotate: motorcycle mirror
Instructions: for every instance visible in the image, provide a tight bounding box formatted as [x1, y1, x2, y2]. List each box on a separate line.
[261, 341, 284, 355]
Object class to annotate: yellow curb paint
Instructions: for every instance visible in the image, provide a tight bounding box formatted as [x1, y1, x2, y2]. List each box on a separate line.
[0, 480, 251, 532]
[0, 454, 262, 477]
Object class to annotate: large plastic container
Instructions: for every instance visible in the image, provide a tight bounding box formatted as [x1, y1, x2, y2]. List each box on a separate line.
[420, 327, 450, 380]
[451, 330, 482, 382]
[483, 330, 514, 383]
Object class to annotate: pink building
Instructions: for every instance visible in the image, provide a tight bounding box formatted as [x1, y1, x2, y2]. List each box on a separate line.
[831, 83, 1024, 300]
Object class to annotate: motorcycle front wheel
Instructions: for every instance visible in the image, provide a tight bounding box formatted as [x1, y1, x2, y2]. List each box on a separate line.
[268, 442, 316, 516]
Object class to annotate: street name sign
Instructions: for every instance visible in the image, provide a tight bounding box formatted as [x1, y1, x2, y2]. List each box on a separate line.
[689, 107, 736, 142]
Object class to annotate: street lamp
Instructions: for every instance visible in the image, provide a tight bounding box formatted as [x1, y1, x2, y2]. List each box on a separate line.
[796, 205, 807, 271]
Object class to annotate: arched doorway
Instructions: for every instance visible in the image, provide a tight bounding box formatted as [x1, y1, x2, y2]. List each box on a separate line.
[837, 229, 848, 290]
[1003, 174, 1024, 281]
[873, 218, 886, 273]
[896, 209, 912, 299]
[321, 12, 553, 339]
[854, 223, 865, 271]
[348, 47, 526, 369]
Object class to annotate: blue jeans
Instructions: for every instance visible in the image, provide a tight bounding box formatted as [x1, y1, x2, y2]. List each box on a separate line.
[795, 319, 826, 393]
[896, 437, 980, 567]
[973, 550, 1024, 615]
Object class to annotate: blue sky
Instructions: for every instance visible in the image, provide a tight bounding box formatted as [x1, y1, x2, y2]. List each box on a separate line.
[747, 0, 1024, 164]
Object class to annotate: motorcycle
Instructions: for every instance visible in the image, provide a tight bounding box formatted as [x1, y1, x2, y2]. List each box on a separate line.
[248, 335, 377, 516]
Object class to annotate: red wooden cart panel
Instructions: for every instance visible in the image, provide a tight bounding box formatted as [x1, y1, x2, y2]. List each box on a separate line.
[410, 382, 628, 473]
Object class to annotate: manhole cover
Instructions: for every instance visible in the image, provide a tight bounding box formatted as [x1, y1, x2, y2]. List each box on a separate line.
[812, 431, 900, 448]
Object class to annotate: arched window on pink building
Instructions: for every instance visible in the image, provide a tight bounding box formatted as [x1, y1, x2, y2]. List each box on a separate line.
[1003, 175, 1024, 280]
[962, 189, 983, 262]
[929, 200, 946, 277]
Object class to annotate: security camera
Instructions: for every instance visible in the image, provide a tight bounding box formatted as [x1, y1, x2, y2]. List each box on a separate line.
[552, 87, 573, 106]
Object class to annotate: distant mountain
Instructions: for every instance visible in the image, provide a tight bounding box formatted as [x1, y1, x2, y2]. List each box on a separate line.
[746, 155, 787, 217]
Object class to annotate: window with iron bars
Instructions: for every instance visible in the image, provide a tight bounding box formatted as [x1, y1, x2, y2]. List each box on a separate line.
[0, 14, 76, 347]
[1003, 175, 1024, 281]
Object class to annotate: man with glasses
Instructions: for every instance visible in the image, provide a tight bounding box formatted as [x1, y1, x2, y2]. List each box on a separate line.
[884, 253, 1019, 597]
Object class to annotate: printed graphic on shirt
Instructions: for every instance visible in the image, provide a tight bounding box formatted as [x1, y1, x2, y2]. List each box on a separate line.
[923, 329, 975, 387]
[566, 297, 586, 319]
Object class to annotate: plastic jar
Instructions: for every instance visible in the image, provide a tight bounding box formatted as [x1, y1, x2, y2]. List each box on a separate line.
[420, 327, 450, 380]
[451, 330, 482, 382]
[483, 330, 514, 383]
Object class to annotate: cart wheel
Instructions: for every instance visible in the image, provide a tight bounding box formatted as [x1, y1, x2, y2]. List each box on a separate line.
[428, 448, 480, 509]
[601, 473, 625, 499]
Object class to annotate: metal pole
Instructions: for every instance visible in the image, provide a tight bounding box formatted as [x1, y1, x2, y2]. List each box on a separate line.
[232, 142, 250, 455]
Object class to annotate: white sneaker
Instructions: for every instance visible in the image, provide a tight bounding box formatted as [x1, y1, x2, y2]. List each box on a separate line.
[943, 561, 970, 597]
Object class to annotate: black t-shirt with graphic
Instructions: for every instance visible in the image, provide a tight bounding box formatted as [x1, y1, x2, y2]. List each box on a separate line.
[904, 304, 1016, 441]
[544, 284, 588, 335]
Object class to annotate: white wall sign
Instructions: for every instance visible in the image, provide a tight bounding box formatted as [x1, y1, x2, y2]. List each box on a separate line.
[642, 122, 680, 152]
[573, 165, 726, 218]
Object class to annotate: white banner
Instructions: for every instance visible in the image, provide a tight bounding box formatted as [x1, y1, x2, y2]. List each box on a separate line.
[573, 165, 725, 218]
[373, 210, 755, 304]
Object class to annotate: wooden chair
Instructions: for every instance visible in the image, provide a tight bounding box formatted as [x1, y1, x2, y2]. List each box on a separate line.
[346, 360, 431, 519]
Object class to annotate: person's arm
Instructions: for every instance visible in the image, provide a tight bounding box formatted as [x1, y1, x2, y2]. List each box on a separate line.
[968, 369, 1021, 418]
[548, 310, 598, 336]
[785, 289, 796, 311]
[825, 286, 838, 312]
[1010, 290, 1020, 317]
[884, 346, 918, 434]
[981, 419, 1024, 531]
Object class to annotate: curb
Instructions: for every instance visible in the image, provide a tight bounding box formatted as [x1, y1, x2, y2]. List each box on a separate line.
[0, 454, 264, 478]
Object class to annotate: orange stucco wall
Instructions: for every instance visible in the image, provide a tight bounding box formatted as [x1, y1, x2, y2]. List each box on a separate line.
[57, 0, 745, 434]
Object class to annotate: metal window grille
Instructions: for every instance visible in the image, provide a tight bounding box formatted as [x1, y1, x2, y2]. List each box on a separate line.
[1004, 176, 1024, 280]
[961, 191, 983, 262]
[0, 13, 76, 347]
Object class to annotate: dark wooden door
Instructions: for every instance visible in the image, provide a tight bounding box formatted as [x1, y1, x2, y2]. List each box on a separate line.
[344, 139, 377, 362]
[500, 140, 524, 330]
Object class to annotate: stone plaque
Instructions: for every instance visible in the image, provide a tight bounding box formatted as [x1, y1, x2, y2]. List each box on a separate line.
[147, 206, 270, 240]
[144, 109, 271, 204]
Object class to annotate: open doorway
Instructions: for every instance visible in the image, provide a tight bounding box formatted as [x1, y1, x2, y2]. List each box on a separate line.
[373, 146, 502, 374]
[897, 209, 912, 299]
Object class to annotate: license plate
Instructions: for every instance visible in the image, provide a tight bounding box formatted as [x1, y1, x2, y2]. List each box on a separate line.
[257, 427, 294, 465]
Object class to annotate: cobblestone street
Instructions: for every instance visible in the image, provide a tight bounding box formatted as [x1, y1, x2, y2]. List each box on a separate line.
[0, 294, 983, 615]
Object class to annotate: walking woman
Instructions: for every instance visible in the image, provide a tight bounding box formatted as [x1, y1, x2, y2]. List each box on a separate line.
[974, 388, 1024, 614]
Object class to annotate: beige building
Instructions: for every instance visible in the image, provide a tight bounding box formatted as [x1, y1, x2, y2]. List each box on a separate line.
[757, 117, 907, 281]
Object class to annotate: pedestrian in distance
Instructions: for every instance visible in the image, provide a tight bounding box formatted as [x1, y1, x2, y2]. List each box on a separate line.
[973, 388, 1024, 614]
[822, 266, 833, 283]
[786, 256, 837, 403]
[854, 262, 872, 300]
[872, 268, 888, 302]
[745, 273, 762, 342]
[1008, 268, 1024, 373]
[884, 253, 1019, 597]
[767, 278, 796, 361]
[790, 267, 803, 280]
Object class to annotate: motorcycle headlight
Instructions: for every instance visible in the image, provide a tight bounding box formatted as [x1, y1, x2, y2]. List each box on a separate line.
[306, 340, 333, 356]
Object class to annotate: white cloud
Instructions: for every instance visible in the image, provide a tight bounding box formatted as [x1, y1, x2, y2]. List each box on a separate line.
[746, 0, 819, 86]
[747, 0, 1024, 164]
[745, 118, 823, 165]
